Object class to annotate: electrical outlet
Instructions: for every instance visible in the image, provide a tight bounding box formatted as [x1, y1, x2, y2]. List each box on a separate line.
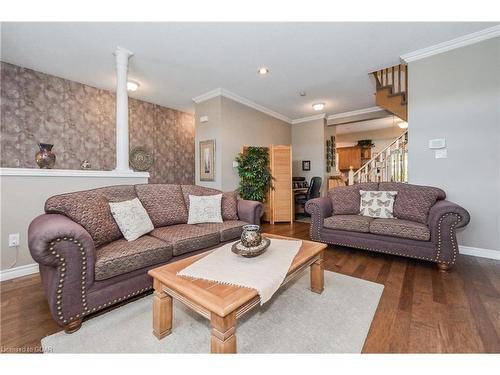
[9, 233, 20, 247]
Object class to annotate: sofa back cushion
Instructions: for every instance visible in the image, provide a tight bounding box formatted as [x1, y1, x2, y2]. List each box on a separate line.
[181, 185, 239, 221]
[378, 182, 445, 224]
[45, 185, 137, 247]
[135, 184, 188, 227]
[328, 183, 379, 215]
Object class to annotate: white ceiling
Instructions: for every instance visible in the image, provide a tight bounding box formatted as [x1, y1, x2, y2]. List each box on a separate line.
[1, 22, 495, 119]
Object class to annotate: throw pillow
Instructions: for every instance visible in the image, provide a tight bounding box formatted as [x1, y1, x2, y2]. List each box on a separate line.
[109, 198, 154, 241]
[187, 194, 223, 224]
[359, 190, 398, 218]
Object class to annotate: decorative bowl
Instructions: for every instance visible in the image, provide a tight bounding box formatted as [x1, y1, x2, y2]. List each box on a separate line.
[231, 237, 271, 258]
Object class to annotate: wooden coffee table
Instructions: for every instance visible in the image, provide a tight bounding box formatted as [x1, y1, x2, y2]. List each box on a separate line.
[148, 233, 327, 353]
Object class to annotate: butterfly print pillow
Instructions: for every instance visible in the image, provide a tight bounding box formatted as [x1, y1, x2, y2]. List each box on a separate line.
[359, 190, 398, 218]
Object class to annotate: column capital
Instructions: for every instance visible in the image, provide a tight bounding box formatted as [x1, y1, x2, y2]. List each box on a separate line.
[114, 46, 134, 66]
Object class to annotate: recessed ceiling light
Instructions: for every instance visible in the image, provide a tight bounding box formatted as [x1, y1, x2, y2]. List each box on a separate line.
[127, 80, 140, 91]
[312, 103, 325, 111]
[258, 67, 269, 75]
[398, 121, 409, 129]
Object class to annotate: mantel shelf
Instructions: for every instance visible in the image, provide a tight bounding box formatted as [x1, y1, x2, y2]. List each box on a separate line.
[0, 167, 150, 178]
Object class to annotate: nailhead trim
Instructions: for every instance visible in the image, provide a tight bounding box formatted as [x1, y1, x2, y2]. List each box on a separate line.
[308, 203, 462, 265]
[48, 237, 152, 324]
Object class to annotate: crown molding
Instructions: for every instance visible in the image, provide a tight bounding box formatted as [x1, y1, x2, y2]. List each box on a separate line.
[192, 88, 223, 104]
[401, 25, 500, 63]
[220, 89, 292, 123]
[193, 88, 292, 124]
[291, 113, 326, 125]
[326, 106, 383, 121]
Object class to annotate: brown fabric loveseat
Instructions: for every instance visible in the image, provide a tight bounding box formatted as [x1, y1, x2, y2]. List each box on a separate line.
[305, 182, 470, 271]
[28, 184, 263, 333]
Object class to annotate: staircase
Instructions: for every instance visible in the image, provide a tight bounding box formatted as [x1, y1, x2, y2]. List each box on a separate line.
[371, 64, 408, 121]
[348, 131, 408, 185]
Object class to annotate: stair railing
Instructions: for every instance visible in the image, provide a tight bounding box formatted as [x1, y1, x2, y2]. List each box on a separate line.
[348, 130, 408, 185]
[372, 63, 407, 95]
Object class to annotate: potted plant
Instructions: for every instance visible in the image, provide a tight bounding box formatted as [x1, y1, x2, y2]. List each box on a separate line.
[235, 147, 273, 202]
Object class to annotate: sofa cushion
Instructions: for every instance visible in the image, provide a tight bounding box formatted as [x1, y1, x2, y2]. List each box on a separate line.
[328, 183, 379, 215]
[181, 185, 239, 221]
[95, 235, 172, 280]
[379, 182, 442, 224]
[370, 218, 431, 241]
[323, 215, 373, 233]
[196, 220, 247, 242]
[45, 185, 137, 247]
[222, 191, 239, 220]
[150, 224, 220, 256]
[135, 184, 188, 227]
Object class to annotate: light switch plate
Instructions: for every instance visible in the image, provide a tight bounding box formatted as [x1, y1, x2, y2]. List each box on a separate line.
[200, 116, 209, 123]
[429, 138, 446, 149]
[8, 233, 20, 247]
[435, 149, 447, 159]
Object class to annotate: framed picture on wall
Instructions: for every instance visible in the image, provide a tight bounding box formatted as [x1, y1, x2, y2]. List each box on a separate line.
[302, 160, 311, 171]
[200, 139, 215, 181]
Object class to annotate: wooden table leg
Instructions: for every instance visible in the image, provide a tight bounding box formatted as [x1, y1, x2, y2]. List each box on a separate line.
[152, 278, 172, 340]
[210, 312, 236, 354]
[310, 251, 324, 294]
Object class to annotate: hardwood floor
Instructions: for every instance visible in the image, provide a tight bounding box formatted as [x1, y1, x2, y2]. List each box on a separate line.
[1, 221, 499, 353]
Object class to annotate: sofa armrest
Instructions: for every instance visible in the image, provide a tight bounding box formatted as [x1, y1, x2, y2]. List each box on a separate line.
[237, 199, 264, 225]
[28, 214, 96, 325]
[427, 200, 470, 264]
[305, 197, 333, 241]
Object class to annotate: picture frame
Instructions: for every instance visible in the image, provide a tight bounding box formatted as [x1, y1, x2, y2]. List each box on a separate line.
[302, 160, 311, 171]
[199, 139, 215, 181]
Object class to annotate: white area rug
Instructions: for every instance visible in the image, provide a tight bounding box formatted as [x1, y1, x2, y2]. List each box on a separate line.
[178, 239, 302, 303]
[42, 271, 383, 353]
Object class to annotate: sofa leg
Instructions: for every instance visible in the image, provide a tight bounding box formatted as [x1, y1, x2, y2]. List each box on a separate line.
[437, 263, 452, 273]
[63, 319, 82, 334]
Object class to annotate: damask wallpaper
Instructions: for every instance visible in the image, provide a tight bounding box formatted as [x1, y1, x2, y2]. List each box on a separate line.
[0, 62, 195, 184]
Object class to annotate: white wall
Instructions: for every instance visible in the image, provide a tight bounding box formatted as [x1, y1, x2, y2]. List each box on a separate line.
[194, 96, 291, 192]
[408, 37, 500, 252]
[194, 96, 223, 190]
[291, 118, 326, 187]
[0, 173, 149, 274]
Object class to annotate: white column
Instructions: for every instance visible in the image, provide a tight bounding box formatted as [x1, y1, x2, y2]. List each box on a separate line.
[114, 47, 133, 172]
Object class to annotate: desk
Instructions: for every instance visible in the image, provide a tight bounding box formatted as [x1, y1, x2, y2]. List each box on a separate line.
[293, 188, 308, 194]
[293, 188, 308, 216]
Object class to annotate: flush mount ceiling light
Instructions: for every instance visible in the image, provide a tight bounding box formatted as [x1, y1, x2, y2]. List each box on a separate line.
[398, 121, 409, 129]
[127, 80, 140, 91]
[312, 103, 325, 111]
[258, 67, 269, 75]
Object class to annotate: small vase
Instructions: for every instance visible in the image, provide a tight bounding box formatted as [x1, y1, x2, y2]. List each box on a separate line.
[241, 225, 262, 248]
[35, 143, 56, 169]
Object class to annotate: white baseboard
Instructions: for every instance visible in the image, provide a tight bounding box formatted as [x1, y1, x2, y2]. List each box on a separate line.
[0, 263, 39, 282]
[459, 246, 500, 260]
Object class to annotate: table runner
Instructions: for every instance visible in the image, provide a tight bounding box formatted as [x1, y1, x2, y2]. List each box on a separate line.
[177, 239, 302, 304]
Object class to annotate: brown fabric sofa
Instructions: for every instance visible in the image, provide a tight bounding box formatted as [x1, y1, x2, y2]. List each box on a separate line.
[28, 184, 263, 333]
[305, 182, 470, 271]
